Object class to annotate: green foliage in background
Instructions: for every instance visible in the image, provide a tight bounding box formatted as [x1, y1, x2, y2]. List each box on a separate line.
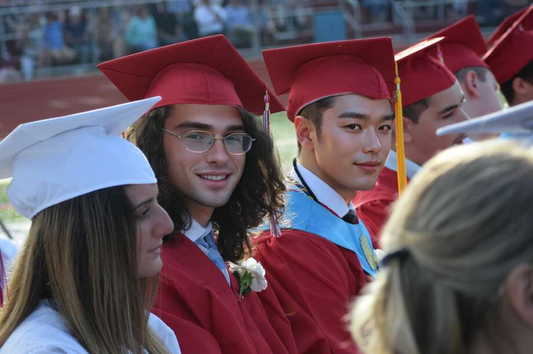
[269, 111, 297, 172]
[0, 180, 24, 223]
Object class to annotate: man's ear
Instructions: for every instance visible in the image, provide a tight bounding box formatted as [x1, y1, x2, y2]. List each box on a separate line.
[506, 263, 533, 330]
[294, 115, 316, 152]
[463, 70, 481, 99]
[402, 117, 415, 144]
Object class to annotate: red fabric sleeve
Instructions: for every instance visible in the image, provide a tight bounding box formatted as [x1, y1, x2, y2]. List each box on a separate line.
[254, 231, 367, 354]
[356, 199, 393, 247]
[153, 275, 225, 354]
[154, 235, 297, 354]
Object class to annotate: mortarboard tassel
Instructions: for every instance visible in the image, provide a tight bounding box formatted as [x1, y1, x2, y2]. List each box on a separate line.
[263, 90, 270, 133]
[263, 90, 281, 237]
[394, 62, 408, 195]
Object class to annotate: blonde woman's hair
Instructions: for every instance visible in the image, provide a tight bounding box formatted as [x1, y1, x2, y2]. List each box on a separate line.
[0, 186, 169, 353]
[351, 141, 533, 354]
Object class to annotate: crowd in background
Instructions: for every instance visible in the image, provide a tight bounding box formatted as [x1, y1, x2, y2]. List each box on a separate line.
[0, 0, 528, 82]
[0, 0, 314, 82]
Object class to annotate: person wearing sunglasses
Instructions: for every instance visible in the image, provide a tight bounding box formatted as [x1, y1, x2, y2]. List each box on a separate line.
[98, 35, 297, 354]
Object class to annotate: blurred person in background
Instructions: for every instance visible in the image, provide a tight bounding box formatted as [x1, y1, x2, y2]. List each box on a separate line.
[153, 1, 180, 46]
[64, 6, 93, 64]
[487, 5, 533, 108]
[353, 38, 468, 243]
[194, 0, 226, 37]
[19, 13, 45, 80]
[425, 16, 502, 142]
[485, 5, 533, 144]
[351, 140, 533, 354]
[361, 0, 390, 23]
[225, 0, 253, 48]
[42, 11, 75, 66]
[428, 17, 502, 122]
[96, 6, 129, 61]
[125, 6, 158, 54]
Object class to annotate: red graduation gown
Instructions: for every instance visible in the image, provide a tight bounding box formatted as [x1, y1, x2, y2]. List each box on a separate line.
[253, 229, 368, 354]
[153, 233, 298, 354]
[353, 166, 399, 247]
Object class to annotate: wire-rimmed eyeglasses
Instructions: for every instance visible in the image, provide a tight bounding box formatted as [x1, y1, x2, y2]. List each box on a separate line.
[161, 129, 255, 155]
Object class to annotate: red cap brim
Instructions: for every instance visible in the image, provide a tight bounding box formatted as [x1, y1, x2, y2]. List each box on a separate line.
[262, 38, 396, 121]
[396, 37, 457, 106]
[483, 6, 533, 84]
[428, 16, 489, 73]
[98, 35, 284, 115]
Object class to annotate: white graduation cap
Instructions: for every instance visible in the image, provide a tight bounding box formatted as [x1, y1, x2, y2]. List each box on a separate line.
[437, 100, 533, 136]
[0, 97, 161, 219]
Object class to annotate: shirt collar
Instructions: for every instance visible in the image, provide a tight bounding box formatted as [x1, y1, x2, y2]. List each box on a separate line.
[384, 150, 421, 179]
[291, 161, 353, 217]
[183, 219, 213, 243]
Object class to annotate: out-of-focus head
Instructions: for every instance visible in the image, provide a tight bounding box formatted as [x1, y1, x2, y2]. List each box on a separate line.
[351, 140, 533, 354]
[397, 37, 468, 165]
[485, 5, 533, 106]
[427, 16, 502, 120]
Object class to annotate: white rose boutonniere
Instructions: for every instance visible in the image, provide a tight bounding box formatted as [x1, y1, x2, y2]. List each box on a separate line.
[229, 258, 268, 297]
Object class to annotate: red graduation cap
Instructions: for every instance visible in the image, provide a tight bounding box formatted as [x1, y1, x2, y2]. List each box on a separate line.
[428, 15, 489, 73]
[396, 37, 457, 107]
[487, 5, 531, 48]
[262, 37, 396, 122]
[483, 5, 533, 84]
[98, 35, 284, 116]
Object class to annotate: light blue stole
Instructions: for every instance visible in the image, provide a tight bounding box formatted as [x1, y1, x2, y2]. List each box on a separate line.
[268, 190, 379, 277]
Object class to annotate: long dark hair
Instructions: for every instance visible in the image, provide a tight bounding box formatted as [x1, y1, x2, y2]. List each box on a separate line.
[127, 106, 285, 262]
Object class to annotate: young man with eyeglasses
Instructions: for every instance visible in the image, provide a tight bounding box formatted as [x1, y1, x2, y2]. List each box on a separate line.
[98, 35, 298, 354]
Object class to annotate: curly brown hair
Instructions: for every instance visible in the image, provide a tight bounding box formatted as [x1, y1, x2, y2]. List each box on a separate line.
[127, 106, 285, 262]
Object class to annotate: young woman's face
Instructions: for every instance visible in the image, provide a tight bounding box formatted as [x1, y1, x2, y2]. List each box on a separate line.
[125, 183, 173, 278]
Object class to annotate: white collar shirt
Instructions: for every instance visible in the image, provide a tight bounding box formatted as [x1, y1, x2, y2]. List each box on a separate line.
[183, 219, 213, 243]
[291, 161, 354, 218]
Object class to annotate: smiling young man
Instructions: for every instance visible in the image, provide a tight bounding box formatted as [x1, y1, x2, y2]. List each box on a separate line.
[353, 38, 468, 240]
[98, 35, 298, 354]
[253, 38, 396, 354]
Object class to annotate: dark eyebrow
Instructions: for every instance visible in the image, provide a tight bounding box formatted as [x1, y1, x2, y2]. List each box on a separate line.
[135, 198, 154, 210]
[173, 122, 245, 132]
[225, 124, 245, 132]
[438, 95, 465, 115]
[174, 121, 213, 130]
[338, 111, 395, 122]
